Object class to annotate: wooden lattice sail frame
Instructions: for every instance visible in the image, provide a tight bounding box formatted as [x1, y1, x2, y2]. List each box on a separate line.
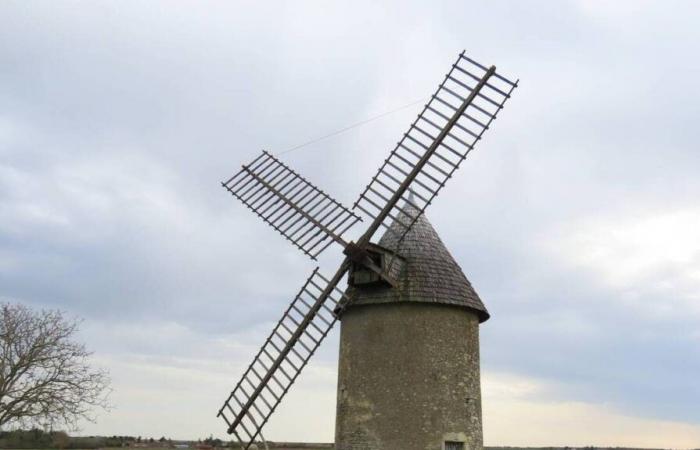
[217, 50, 518, 449]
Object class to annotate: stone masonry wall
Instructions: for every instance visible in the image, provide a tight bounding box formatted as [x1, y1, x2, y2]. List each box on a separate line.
[335, 302, 483, 450]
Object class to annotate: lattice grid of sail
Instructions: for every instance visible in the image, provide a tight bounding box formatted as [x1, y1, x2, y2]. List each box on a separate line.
[223, 151, 362, 260]
[353, 52, 518, 248]
[217, 268, 349, 449]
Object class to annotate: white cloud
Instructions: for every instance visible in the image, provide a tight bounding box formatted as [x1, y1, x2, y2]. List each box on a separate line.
[3, 0, 700, 445]
[485, 391, 700, 448]
[548, 208, 700, 318]
[483, 371, 700, 448]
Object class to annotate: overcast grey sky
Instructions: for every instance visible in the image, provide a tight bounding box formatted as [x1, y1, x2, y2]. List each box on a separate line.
[2, 0, 700, 447]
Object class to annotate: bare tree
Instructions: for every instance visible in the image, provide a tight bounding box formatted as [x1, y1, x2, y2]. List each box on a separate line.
[0, 302, 110, 430]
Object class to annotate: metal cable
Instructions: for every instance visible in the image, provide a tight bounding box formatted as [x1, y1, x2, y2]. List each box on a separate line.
[278, 97, 428, 155]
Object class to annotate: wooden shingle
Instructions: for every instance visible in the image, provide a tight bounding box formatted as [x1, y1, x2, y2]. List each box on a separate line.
[347, 199, 490, 322]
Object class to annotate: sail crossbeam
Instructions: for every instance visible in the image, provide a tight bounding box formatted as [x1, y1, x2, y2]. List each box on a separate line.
[217, 267, 350, 449]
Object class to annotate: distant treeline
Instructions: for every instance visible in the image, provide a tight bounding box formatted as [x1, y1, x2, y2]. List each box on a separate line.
[0, 429, 232, 449]
[0, 432, 690, 450]
[0, 429, 161, 449]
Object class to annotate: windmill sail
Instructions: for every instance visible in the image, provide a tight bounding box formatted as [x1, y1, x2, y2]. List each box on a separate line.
[216, 49, 519, 447]
[354, 52, 517, 251]
[217, 266, 350, 449]
[223, 151, 362, 260]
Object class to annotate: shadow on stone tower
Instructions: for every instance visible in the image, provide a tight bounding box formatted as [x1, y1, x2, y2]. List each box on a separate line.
[335, 198, 489, 450]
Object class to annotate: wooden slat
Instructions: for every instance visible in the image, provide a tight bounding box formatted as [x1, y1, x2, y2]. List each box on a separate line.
[222, 151, 362, 260]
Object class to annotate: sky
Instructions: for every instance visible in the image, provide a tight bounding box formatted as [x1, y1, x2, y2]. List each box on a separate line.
[1, 0, 700, 447]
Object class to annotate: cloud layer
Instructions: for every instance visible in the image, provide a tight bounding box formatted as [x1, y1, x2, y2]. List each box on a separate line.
[1, 1, 699, 447]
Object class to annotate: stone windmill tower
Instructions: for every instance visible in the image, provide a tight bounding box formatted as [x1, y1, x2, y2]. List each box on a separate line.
[215, 51, 517, 450]
[335, 196, 489, 450]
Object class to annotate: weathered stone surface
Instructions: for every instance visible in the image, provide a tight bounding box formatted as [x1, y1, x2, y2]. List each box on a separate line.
[346, 201, 489, 322]
[335, 302, 482, 450]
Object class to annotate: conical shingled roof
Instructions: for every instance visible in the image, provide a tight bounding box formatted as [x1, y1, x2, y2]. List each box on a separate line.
[349, 198, 490, 323]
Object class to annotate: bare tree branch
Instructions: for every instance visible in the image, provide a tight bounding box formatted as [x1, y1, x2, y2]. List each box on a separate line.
[0, 302, 111, 431]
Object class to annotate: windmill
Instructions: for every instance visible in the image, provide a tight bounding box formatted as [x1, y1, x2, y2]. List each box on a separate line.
[217, 50, 518, 450]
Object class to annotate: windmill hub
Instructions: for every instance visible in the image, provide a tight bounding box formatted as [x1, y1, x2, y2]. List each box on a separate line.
[342, 241, 368, 263]
[345, 243, 398, 288]
[217, 51, 517, 450]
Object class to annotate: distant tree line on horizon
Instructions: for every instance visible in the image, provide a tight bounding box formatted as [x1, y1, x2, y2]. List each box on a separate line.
[0, 432, 687, 450]
[0, 429, 160, 449]
[0, 429, 244, 449]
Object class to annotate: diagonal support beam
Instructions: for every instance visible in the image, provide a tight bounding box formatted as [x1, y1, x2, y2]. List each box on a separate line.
[357, 64, 497, 247]
[241, 165, 348, 248]
[226, 262, 350, 435]
[240, 166, 396, 286]
[223, 150, 362, 260]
